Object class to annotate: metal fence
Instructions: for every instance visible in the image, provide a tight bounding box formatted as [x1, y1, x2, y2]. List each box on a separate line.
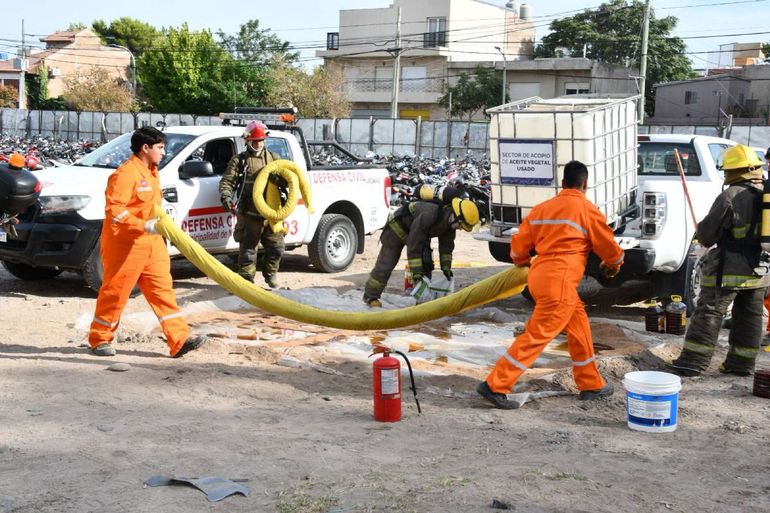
[4, 107, 770, 157]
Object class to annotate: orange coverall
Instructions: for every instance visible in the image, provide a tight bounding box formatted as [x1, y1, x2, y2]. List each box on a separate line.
[88, 154, 190, 356]
[485, 189, 624, 393]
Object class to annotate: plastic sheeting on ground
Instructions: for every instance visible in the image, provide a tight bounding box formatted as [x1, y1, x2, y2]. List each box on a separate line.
[154, 206, 527, 330]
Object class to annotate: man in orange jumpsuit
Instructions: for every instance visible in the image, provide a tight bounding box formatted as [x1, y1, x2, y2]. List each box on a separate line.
[477, 160, 624, 409]
[88, 127, 207, 358]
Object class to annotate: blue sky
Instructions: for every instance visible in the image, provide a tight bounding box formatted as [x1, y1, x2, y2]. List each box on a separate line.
[1, 0, 768, 70]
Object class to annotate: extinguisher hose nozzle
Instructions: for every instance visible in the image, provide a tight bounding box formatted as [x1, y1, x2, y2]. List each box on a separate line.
[394, 350, 422, 414]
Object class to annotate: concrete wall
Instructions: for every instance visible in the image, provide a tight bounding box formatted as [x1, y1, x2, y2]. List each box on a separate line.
[7, 107, 770, 159]
[654, 77, 749, 121]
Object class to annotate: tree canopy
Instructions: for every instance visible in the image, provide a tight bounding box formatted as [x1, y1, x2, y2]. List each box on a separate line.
[534, 0, 693, 115]
[438, 66, 504, 120]
[91, 17, 160, 57]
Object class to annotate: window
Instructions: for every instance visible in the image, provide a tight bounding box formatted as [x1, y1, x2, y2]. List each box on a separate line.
[77, 132, 195, 170]
[374, 65, 394, 92]
[638, 142, 701, 176]
[565, 82, 590, 95]
[424, 17, 447, 48]
[684, 91, 699, 104]
[266, 138, 291, 160]
[188, 138, 236, 175]
[326, 32, 339, 51]
[400, 66, 427, 92]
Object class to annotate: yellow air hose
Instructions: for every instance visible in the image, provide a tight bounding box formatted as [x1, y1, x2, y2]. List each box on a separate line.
[154, 206, 527, 330]
[253, 159, 314, 233]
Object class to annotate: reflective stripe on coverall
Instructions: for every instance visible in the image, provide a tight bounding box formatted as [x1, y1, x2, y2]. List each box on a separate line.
[486, 189, 624, 393]
[88, 154, 190, 356]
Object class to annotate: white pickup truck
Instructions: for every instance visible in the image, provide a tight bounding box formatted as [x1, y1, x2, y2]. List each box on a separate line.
[0, 117, 391, 290]
[478, 133, 747, 310]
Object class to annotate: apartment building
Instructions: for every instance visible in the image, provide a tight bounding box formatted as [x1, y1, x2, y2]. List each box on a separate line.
[317, 0, 536, 119]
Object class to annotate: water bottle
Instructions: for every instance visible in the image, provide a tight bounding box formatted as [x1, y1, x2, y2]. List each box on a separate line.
[644, 300, 664, 333]
[665, 295, 687, 335]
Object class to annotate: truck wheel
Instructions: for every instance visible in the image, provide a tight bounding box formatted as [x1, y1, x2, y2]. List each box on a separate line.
[682, 252, 702, 316]
[308, 214, 357, 273]
[1, 261, 62, 280]
[488, 241, 512, 263]
[82, 240, 104, 292]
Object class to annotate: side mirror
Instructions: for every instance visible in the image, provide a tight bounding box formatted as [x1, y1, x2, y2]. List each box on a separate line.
[179, 160, 214, 179]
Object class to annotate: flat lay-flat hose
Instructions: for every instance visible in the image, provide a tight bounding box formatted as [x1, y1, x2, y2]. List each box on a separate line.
[154, 205, 527, 330]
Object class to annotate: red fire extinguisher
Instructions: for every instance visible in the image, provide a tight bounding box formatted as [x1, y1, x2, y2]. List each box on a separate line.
[369, 345, 422, 422]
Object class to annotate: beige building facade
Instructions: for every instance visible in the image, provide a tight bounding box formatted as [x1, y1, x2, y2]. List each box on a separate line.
[0, 28, 131, 108]
[318, 0, 535, 119]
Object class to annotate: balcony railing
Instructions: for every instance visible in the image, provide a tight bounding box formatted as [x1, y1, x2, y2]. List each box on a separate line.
[346, 77, 445, 94]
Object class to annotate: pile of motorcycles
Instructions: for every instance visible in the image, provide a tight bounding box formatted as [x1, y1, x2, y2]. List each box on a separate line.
[310, 149, 491, 225]
[0, 135, 100, 168]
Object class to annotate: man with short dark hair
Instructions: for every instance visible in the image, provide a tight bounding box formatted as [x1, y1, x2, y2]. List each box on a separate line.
[477, 160, 624, 409]
[88, 127, 206, 358]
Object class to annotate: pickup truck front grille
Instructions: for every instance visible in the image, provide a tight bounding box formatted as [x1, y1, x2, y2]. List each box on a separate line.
[491, 204, 522, 224]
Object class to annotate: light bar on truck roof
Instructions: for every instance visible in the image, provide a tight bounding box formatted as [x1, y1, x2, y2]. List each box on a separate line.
[219, 112, 296, 125]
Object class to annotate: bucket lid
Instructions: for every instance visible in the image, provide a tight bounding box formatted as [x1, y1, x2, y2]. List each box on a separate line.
[623, 370, 681, 388]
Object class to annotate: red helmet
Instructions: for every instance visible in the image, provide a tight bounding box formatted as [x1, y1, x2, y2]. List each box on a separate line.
[243, 120, 269, 141]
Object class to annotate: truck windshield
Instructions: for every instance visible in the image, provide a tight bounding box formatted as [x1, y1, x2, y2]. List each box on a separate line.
[75, 133, 195, 170]
[638, 142, 701, 176]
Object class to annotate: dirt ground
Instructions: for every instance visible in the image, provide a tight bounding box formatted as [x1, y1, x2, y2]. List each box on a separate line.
[1, 230, 769, 513]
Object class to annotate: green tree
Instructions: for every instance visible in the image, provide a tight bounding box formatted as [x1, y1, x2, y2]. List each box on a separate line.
[91, 17, 160, 57]
[25, 64, 49, 109]
[66, 22, 87, 31]
[217, 19, 298, 66]
[534, 0, 693, 115]
[438, 66, 503, 120]
[138, 24, 256, 114]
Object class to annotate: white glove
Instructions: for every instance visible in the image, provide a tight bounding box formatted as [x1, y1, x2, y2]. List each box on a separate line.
[429, 275, 455, 300]
[144, 218, 159, 234]
[409, 276, 432, 304]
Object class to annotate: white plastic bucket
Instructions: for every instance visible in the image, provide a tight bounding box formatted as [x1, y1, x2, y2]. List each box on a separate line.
[622, 371, 682, 433]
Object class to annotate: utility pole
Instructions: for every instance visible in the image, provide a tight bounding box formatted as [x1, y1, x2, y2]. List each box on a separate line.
[495, 46, 507, 105]
[638, 0, 651, 124]
[18, 19, 26, 109]
[390, 7, 402, 119]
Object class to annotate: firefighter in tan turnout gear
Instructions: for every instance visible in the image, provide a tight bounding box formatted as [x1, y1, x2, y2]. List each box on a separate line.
[219, 121, 286, 289]
[363, 198, 480, 307]
[669, 145, 770, 377]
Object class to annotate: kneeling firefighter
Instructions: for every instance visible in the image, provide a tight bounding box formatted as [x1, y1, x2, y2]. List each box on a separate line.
[363, 196, 480, 307]
[219, 121, 286, 289]
[670, 144, 770, 377]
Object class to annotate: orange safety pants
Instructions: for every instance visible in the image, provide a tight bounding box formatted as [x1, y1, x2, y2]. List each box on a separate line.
[88, 235, 189, 356]
[486, 255, 605, 393]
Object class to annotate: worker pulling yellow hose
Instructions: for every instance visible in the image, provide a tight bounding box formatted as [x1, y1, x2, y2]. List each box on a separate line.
[154, 206, 528, 330]
[254, 159, 314, 233]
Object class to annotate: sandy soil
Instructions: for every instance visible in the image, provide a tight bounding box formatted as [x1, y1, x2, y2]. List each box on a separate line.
[1, 231, 769, 513]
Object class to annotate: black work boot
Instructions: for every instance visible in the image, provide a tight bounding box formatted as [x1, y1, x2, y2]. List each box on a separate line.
[718, 363, 752, 377]
[264, 275, 281, 289]
[476, 381, 522, 409]
[578, 381, 614, 400]
[172, 335, 208, 358]
[363, 296, 382, 308]
[667, 360, 702, 377]
[92, 343, 116, 357]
